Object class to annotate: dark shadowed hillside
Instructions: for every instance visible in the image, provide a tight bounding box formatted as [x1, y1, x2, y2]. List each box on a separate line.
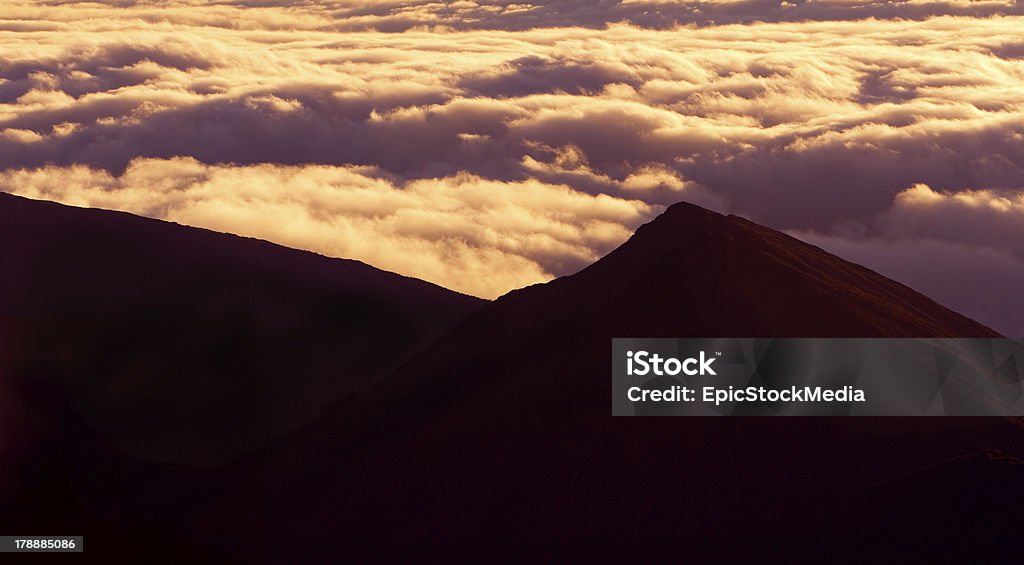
[196, 201, 1021, 562]
[2, 195, 1020, 561]
[0, 192, 487, 557]
[0, 193, 483, 467]
[0, 192, 486, 551]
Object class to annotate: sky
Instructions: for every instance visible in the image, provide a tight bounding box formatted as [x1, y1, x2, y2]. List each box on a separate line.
[1, 1, 1022, 336]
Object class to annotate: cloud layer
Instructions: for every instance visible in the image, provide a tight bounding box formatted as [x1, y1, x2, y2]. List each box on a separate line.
[795, 183, 1024, 336]
[1, 158, 657, 298]
[1, 1, 1023, 333]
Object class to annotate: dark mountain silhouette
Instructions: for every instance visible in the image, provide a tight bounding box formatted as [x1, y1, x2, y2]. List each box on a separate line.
[835, 449, 1024, 562]
[0, 192, 484, 557]
[0, 193, 483, 467]
[189, 201, 1023, 561]
[2, 195, 1020, 561]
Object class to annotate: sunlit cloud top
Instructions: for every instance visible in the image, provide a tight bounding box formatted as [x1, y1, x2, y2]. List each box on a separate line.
[7, 1, 1024, 32]
[2, 1, 1023, 335]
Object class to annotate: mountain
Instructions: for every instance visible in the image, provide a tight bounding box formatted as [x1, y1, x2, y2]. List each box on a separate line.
[194, 201, 1021, 561]
[3, 195, 1020, 561]
[0, 192, 484, 554]
[0, 193, 483, 467]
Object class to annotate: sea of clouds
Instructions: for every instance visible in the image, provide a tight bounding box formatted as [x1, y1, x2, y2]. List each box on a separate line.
[1, 1, 1022, 335]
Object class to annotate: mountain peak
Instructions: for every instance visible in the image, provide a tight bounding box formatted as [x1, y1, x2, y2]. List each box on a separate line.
[649, 197, 731, 226]
[502, 199, 997, 339]
[195, 199, 1009, 558]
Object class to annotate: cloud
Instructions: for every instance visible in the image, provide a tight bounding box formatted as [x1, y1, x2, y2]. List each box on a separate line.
[0, 158, 661, 298]
[32, 1, 1012, 32]
[796, 233, 1024, 338]
[460, 55, 642, 98]
[886, 183, 1024, 255]
[1, 1, 1023, 327]
[793, 183, 1024, 336]
[6, 1, 1024, 35]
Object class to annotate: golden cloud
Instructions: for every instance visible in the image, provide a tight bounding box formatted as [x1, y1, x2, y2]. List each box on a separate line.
[0, 158, 660, 298]
[2, 1, 1024, 330]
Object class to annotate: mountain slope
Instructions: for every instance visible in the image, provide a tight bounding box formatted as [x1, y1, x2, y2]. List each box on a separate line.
[199, 201, 1020, 561]
[0, 192, 484, 470]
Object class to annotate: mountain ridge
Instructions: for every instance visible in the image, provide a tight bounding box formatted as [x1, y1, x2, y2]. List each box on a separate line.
[0, 191, 485, 468]
[2, 193, 1018, 561]
[191, 199, 1015, 562]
